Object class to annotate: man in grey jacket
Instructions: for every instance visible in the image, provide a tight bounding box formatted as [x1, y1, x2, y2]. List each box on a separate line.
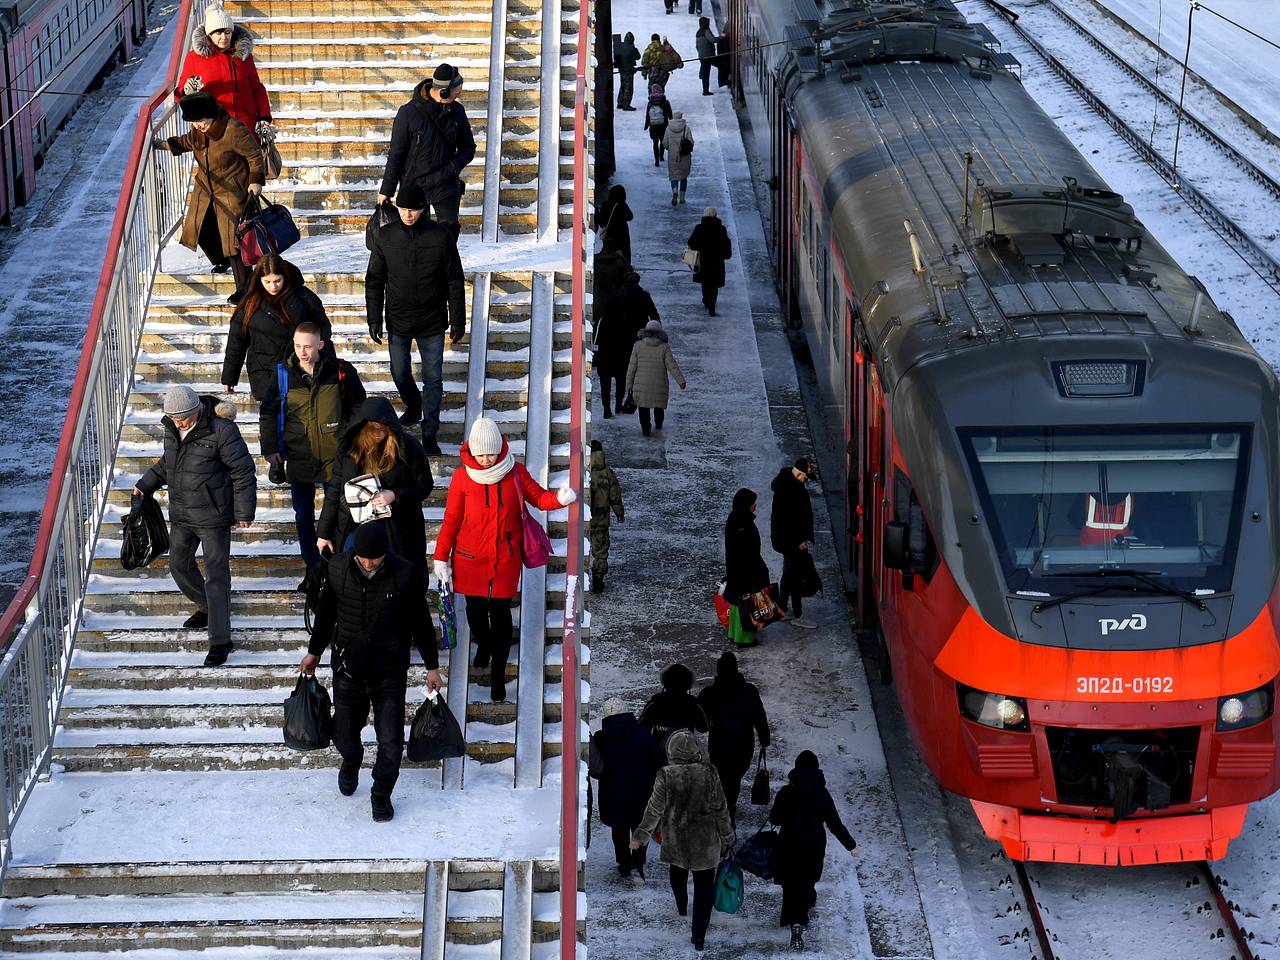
[134, 385, 257, 665]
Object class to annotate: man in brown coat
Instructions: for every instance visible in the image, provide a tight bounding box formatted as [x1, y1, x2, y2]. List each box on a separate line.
[155, 91, 264, 305]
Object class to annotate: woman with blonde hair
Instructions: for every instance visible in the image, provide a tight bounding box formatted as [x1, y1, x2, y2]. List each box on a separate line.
[316, 398, 433, 582]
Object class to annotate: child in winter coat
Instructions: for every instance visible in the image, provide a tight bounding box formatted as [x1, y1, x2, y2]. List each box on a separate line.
[588, 440, 624, 593]
[638, 663, 708, 745]
[643, 84, 673, 166]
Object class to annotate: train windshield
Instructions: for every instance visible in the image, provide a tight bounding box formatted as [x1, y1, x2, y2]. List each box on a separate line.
[961, 426, 1250, 593]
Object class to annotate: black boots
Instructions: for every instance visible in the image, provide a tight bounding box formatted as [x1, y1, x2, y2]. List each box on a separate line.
[338, 764, 359, 796]
[183, 610, 208, 629]
[372, 795, 394, 822]
[790, 924, 805, 951]
[202, 643, 233, 667]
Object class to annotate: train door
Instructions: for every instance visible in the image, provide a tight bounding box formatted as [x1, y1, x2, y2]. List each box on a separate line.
[866, 358, 885, 615]
[849, 304, 875, 622]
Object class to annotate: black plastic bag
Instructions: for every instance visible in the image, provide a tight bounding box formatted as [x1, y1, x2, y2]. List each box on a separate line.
[735, 828, 777, 880]
[120, 493, 169, 570]
[790, 551, 823, 599]
[283, 673, 333, 751]
[300, 551, 331, 637]
[750, 747, 770, 805]
[407, 693, 466, 762]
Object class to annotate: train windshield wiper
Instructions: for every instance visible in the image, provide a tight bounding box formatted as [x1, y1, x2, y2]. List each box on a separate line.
[1031, 568, 1209, 613]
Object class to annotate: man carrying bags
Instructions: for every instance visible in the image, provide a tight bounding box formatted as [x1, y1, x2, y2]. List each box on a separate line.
[300, 523, 442, 822]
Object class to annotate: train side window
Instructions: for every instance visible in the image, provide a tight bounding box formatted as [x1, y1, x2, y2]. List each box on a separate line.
[892, 467, 939, 585]
[30, 39, 41, 87]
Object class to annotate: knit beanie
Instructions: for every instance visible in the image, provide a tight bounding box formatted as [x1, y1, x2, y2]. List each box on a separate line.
[468, 417, 504, 457]
[353, 522, 389, 559]
[795, 750, 820, 770]
[432, 63, 464, 90]
[204, 6, 233, 33]
[163, 384, 201, 417]
[644, 319, 662, 332]
[661, 662, 694, 693]
[716, 651, 739, 679]
[602, 697, 626, 718]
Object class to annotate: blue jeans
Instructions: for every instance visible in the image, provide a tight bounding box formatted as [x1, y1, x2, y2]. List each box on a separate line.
[290, 482, 320, 568]
[669, 178, 687, 192]
[388, 331, 445, 441]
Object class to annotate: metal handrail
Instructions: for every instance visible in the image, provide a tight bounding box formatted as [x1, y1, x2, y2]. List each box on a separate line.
[559, 0, 591, 949]
[0, 0, 206, 879]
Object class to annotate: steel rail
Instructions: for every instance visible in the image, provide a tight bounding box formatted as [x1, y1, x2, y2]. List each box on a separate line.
[1199, 862, 1257, 960]
[976, 0, 1280, 287]
[559, 0, 590, 951]
[1013, 861, 1057, 960]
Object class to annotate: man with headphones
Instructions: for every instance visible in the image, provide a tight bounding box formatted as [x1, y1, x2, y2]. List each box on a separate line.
[378, 63, 476, 237]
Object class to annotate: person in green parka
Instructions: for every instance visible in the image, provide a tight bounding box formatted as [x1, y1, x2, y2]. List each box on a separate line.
[616, 31, 640, 110]
[589, 440, 625, 593]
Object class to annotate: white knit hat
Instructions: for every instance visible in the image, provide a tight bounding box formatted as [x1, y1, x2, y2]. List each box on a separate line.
[204, 6, 233, 33]
[468, 417, 504, 457]
[602, 697, 627, 718]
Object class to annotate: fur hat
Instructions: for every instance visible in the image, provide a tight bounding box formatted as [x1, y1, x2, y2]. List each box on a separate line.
[644, 319, 662, 332]
[163, 385, 201, 418]
[204, 6, 233, 34]
[395, 182, 426, 210]
[672, 110, 684, 119]
[354, 522, 389, 559]
[660, 662, 694, 693]
[468, 417, 504, 457]
[704, 207, 717, 218]
[179, 92, 219, 123]
[602, 697, 626, 718]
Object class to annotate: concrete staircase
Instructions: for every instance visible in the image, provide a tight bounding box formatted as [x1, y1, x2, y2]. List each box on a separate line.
[0, 0, 587, 955]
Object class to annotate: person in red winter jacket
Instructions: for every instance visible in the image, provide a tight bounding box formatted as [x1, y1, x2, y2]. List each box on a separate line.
[433, 417, 577, 701]
[175, 6, 273, 144]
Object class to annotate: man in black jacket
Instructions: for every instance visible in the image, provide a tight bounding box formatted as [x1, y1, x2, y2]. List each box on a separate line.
[593, 270, 658, 417]
[376, 62, 476, 234]
[770, 458, 817, 629]
[366, 182, 467, 456]
[301, 522, 443, 822]
[134, 385, 257, 666]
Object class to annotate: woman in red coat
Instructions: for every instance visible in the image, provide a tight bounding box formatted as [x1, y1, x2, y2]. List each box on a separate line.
[433, 418, 576, 701]
[175, 7, 273, 144]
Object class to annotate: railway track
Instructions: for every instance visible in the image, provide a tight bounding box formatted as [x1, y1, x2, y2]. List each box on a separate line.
[973, 0, 1280, 291]
[1012, 860, 1256, 960]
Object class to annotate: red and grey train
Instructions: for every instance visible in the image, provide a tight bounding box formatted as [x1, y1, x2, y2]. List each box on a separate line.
[0, 0, 146, 222]
[727, 0, 1280, 864]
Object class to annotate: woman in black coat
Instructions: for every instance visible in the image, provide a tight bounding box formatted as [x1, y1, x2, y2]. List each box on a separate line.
[315, 397, 433, 581]
[686, 208, 732, 315]
[597, 183, 634, 263]
[769, 751, 858, 951]
[643, 82, 673, 167]
[590, 698, 667, 877]
[638, 663, 708, 746]
[221, 255, 332, 400]
[725, 487, 769, 596]
[697, 651, 769, 824]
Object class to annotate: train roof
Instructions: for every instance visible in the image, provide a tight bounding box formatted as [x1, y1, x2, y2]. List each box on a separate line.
[771, 0, 1260, 391]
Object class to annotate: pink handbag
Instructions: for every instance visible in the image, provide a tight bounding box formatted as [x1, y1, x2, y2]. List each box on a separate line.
[517, 476, 553, 568]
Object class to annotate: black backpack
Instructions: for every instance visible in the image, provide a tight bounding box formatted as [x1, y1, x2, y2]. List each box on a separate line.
[300, 551, 332, 636]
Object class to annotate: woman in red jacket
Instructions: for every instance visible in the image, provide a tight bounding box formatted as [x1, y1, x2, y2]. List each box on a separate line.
[433, 418, 576, 701]
[175, 7, 273, 144]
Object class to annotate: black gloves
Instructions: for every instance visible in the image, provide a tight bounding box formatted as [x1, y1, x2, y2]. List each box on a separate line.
[449, 325, 465, 344]
[368, 319, 384, 344]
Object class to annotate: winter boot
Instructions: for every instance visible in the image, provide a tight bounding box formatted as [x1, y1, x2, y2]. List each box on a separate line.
[371, 795, 395, 822]
[671, 189, 678, 207]
[183, 610, 208, 630]
[202, 643, 233, 667]
[679, 190, 687, 204]
[591, 575, 604, 594]
[790, 925, 805, 951]
[338, 763, 359, 796]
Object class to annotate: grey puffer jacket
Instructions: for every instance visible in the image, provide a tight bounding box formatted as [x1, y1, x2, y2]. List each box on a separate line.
[626, 328, 686, 410]
[136, 396, 257, 528]
[633, 730, 734, 871]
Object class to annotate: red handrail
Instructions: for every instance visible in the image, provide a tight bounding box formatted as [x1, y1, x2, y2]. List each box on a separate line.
[560, 0, 591, 950]
[0, 1, 194, 649]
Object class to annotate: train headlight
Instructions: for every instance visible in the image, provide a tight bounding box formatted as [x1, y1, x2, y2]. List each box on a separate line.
[1216, 683, 1273, 732]
[958, 684, 1030, 732]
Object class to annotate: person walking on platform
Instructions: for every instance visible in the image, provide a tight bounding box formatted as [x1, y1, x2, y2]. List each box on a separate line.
[433, 417, 576, 702]
[315, 397, 434, 586]
[259, 322, 367, 571]
[725, 488, 771, 647]
[597, 183, 634, 262]
[769, 750, 858, 951]
[695, 19, 719, 95]
[697, 651, 770, 825]
[616, 32, 640, 110]
[155, 91, 263, 305]
[715, 31, 733, 91]
[593, 270, 658, 417]
[687, 207, 732, 315]
[300, 522, 443, 823]
[222, 255, 332, 404]
[772, 458, 818, 630]
[175, 6, 272, 144]
[625, 319, 687, 437]
[641, 34, 664, 79]
[377, 62, 476, 235]
[590, 697, 665, 878]
[133, 386, 256, 667]
[593, 239, 633, 326]
[662, 112, 694, 206]
[643, 83, 673, 166]
[630, 730, 734, 953]
[588, 440, 624, 593]
[638, 662, 708, 746]
[365, 182, 467, 456]
[658, 37, 685, 82]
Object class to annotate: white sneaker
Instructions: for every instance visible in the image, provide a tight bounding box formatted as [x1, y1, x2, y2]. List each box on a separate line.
[790, 616, 818, 630]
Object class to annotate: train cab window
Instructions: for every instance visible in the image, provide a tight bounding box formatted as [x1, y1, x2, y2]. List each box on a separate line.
[892, 468, 939, 585]
[961, 426, 1250, 593]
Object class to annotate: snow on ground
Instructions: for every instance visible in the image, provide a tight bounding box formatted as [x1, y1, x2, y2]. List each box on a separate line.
[1089, 0, 1280, 139]
[0, 0, 180, 609]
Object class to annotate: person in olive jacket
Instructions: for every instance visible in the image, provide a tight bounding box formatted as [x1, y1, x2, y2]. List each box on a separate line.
[769, 750, 858, 952]
[315, 397, 434, 585]
[301, 522, 443, 823]
[259, 322, 366, 569]
[222, 255, 332, 402]
[589, 697, 665, 878]
[134, 386, 256, 666]
[376, 62, 476, 232]
[686, 207, 732, 315]
[365, 182, 467, 456]
[638, 663, 708, 747]
[697, 651, 770, 824]
[615, 32, 640, 110]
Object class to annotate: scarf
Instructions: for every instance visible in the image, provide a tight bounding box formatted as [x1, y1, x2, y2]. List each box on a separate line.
[465, 450, 515, 485]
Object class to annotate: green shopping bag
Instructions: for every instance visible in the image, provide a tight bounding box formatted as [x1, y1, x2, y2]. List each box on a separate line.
[726, 603, 757, 647]
[713, 856, 744, 914]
